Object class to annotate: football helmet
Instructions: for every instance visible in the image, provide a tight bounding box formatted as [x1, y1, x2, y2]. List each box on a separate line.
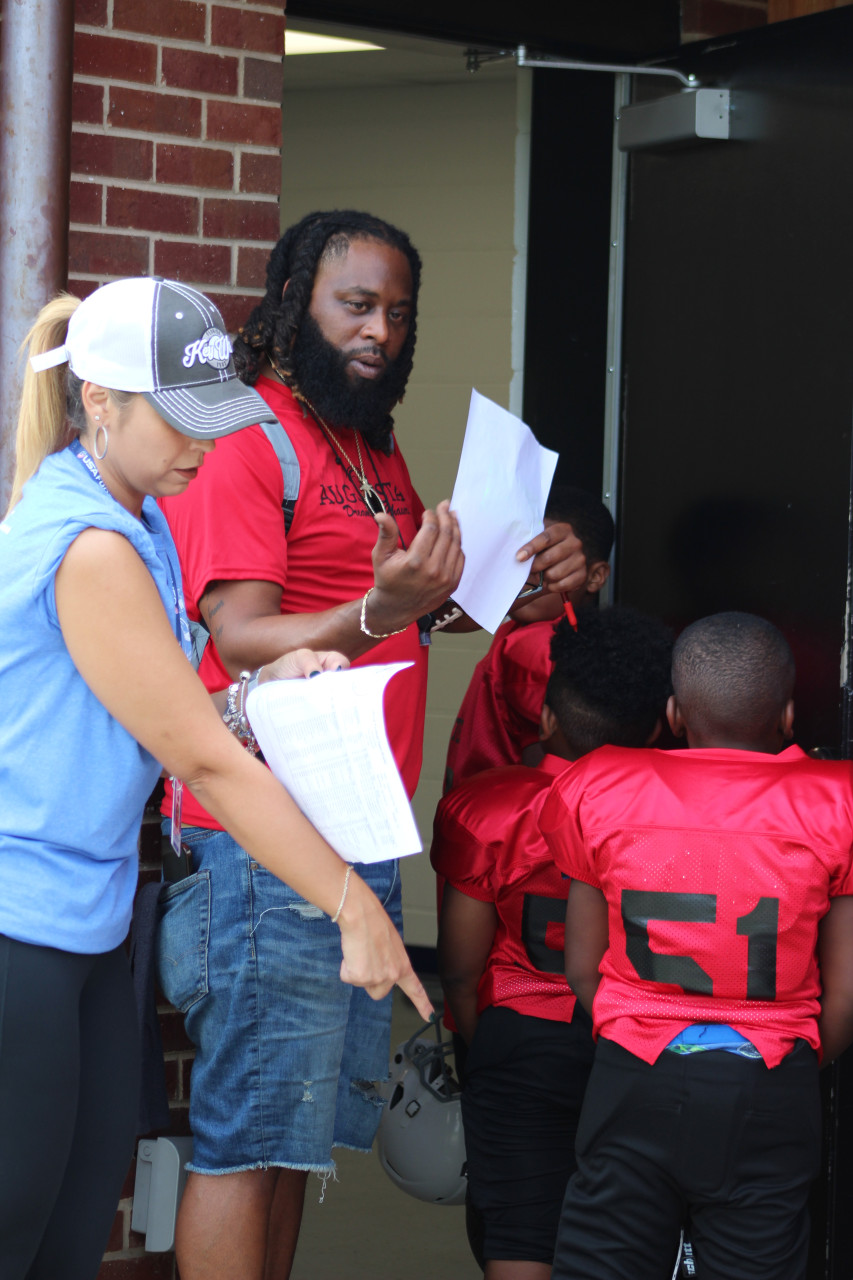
[376, 1018, 467, 1206]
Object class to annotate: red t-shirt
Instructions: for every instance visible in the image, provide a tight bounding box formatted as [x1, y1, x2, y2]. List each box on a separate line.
[160, 377, 428, 828]
[540, 743, 853, 1066]
[432, 754, 576, 1022]
[443, 617, 556, 792]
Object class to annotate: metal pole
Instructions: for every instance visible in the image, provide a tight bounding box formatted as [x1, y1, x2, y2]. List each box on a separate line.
[0, 0, 75, 510]
[600, 72, 631, 603]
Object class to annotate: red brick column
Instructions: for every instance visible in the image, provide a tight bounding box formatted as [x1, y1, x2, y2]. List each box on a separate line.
[70, 0, 285, 332]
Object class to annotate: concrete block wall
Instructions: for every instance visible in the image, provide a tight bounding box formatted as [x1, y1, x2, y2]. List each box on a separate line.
[69, 0, 285, 330]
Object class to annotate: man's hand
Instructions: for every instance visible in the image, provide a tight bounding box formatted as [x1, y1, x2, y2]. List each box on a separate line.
[515, 521, 588, 596]
[367, 500, 464, 635]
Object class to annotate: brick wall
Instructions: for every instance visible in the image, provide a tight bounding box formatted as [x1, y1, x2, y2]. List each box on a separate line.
[70, 0, 286, 332]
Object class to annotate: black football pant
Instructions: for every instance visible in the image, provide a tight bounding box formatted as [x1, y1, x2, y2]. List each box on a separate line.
[552, 1036, 821, 1280]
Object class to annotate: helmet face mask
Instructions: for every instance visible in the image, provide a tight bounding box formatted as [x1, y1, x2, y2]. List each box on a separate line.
[376, 1021, 468, 1206]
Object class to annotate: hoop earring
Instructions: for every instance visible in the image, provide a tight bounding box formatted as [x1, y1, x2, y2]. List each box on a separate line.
[94, 423, 109, 460]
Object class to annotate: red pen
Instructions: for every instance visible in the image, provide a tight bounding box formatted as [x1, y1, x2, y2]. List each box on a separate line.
[561, 592, 578, 631]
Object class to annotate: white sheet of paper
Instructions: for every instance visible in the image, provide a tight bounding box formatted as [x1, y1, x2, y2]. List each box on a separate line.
[246, 662, 421, 864]
[449, 389, 559, 633]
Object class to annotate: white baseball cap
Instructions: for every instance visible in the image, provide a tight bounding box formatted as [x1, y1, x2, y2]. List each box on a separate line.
[31, 277, 275, 439]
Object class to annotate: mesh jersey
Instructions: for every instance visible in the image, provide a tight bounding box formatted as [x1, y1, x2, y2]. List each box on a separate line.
[443, 616, 556, 792]
[432, 754, 576, 1021]
[540, 743, 853, 1066]
[160, 378, 428, 827]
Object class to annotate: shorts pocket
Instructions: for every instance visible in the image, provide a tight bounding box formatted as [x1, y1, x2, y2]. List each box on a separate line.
[156, 870, 211, 1013]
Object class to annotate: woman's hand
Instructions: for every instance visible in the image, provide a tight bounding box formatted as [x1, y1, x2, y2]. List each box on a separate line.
[337, 871, 433, 1020]
[258, 649, 349, 682]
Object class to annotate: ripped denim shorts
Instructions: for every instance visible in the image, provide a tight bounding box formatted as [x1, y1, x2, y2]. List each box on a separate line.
[156, 824, 401, 1175]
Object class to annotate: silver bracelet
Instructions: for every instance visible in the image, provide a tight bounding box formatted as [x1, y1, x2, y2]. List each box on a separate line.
[360, 588, 408, 639]
[223, 669, 260, 753]
[331, 864, 354, 924]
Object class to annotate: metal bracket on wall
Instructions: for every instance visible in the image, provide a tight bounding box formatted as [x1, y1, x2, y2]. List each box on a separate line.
[514, 46, 739, 150]
[617, 89, 731, 150]
[515, 46, 699, 89]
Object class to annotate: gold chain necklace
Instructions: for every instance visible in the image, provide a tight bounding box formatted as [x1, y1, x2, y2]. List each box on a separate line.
[266, 357, 388, 516]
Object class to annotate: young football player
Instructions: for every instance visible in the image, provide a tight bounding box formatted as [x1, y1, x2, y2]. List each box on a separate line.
[542, 611, 853, 1280]
[442, 486, 613, 793]
[432, 607, 674, 1280]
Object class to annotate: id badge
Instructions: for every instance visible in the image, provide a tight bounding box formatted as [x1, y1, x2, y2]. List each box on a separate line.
[170, 777, 183, 854]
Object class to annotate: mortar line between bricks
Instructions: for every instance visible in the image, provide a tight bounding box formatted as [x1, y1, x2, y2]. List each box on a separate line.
[76, 28, 284, 61]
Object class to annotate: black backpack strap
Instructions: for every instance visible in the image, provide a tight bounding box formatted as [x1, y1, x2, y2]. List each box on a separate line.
[259, 418, 300, 534]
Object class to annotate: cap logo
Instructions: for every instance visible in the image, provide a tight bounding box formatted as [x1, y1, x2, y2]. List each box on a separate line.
[182, 327, 232, 371]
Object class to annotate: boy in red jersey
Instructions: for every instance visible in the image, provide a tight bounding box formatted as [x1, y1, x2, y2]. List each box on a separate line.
[432, 607, 674, 1280]
[541, 611, 853, 1280]
[442, 486, 614, 793]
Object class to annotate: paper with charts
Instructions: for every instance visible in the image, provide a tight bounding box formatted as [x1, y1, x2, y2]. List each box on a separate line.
[246, 662, 422, 864]
[450, 388, 559, 633]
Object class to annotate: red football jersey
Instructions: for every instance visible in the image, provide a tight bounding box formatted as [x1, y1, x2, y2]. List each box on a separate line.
[432, 754, 576, 1021]
[161, 378, 428, 826]
[443, 617, 557, 792]
[540, 744, 853, 1066]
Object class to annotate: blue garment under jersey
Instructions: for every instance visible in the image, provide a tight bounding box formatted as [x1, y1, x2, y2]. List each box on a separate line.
[0, 445, 191, 954]
[667, 1024, 762, 1059]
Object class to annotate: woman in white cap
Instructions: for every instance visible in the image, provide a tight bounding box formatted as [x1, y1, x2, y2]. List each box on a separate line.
[0, 278, 435, 1280]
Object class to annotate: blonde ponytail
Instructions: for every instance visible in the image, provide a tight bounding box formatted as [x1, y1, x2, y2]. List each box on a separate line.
[7, 293, 81, 513]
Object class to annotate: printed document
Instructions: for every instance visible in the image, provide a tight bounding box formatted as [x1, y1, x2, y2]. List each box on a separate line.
[246, 662, 421, 864]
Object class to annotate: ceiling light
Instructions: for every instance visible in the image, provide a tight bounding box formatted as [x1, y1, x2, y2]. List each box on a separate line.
[285, 31, 385, 56]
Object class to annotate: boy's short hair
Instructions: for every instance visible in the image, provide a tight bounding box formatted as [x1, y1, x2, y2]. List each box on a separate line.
[544, 484, 615, 565]
[546, 608, 673, 757]
[672, 612, 795, 740]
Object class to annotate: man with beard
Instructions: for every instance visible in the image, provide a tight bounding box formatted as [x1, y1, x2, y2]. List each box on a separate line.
[159, 210, 588, 1280]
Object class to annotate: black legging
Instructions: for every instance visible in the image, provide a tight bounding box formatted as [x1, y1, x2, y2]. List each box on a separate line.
[0, 935, 140, 1280]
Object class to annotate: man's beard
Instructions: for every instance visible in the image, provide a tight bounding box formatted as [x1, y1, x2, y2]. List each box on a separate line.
[290, 313, 410, 452]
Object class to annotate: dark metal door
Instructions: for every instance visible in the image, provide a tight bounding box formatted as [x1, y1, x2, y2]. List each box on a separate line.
[615, 12, 853, 1275]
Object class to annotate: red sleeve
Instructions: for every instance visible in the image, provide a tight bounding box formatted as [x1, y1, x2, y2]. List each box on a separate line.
[538, 758, 602, 889]
[159, 425, 287, 618]
[499, 619, 556, 750]
[430, 793, 499, 904]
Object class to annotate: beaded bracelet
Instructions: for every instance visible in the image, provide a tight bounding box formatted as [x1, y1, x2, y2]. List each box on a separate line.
[223, 668, 261, 753]
[331, 864, 354, 924]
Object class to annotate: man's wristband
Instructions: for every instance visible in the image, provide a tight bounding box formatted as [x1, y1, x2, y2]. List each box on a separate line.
[360, 588, 408, 639]
[417, 601, 464, 635]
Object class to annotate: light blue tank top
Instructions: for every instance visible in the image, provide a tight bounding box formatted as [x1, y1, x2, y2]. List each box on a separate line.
[0, 445, 191, 952]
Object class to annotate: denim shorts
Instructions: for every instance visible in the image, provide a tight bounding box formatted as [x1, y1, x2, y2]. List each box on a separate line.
[156, 824, 402, 1175]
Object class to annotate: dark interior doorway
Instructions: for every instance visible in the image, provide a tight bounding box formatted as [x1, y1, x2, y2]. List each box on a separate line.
[614, 14, 853, 1274]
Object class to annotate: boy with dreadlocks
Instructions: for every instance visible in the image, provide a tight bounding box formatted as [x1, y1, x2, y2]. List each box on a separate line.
[157, 210, 588, 1280]
[431, 608, 673, 1280]
[542, 612, 853, 1280]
